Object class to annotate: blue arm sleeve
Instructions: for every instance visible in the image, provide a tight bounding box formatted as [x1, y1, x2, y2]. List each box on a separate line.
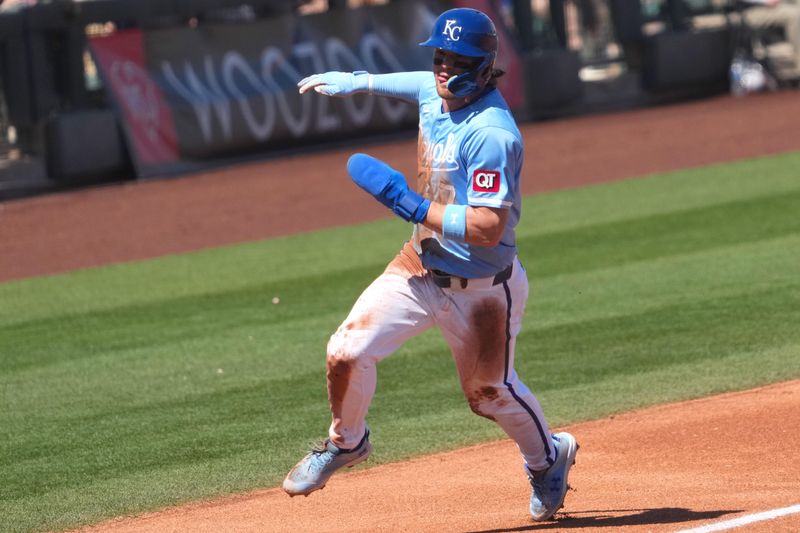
[369, 72, 430, 103]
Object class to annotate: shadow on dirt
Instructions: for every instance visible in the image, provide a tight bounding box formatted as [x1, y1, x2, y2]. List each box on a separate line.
[466, 507, 741, 532]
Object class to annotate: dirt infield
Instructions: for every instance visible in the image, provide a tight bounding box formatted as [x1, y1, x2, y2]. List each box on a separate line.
[76, 380, 800, 533]
[5, 90, 799, 532]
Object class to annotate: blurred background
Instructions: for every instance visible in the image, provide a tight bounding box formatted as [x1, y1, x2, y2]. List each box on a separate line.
[0, 0, 796, 199]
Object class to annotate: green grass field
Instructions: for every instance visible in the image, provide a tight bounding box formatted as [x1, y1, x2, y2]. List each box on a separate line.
[2, 151, 800, 533]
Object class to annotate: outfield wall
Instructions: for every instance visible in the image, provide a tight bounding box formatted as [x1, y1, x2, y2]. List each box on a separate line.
[0, 0, 736, 189]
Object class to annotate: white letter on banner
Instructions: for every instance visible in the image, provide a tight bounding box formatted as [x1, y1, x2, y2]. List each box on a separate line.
[161, 57, 233, 143]
[360, 33, 408, 124]
[261, 47, 310, 137]
[222, 52, 275, 141]
[324, 37, 373, 127]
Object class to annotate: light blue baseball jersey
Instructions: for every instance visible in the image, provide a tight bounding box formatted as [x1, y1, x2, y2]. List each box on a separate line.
[372, 71, 523, 278]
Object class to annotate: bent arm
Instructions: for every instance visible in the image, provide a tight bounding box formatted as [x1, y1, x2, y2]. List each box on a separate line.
[423, 204, 509, 247]
[346, 154, 509, 248]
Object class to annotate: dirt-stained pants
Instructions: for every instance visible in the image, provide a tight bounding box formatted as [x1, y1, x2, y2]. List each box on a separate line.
[325, 246, 556, 471]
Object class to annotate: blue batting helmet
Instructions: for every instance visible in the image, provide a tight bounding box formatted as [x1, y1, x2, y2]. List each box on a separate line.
[419, 8, 498, 97]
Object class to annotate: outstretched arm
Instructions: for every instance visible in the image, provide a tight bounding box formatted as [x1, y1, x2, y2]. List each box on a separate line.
[297, 71, 429, 102]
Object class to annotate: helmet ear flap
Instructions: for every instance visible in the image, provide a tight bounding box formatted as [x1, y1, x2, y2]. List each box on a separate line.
[446, 56, 492, 97]
[480, 58, 494, 80]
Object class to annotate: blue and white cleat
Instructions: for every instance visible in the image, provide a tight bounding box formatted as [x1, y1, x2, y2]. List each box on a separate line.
[528, 431, 579, 521]
[282, 430, 372, 496]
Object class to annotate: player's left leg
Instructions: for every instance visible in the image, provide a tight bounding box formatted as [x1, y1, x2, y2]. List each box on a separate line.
[437, 258, 577, 520]
[438, 258, 555, 467]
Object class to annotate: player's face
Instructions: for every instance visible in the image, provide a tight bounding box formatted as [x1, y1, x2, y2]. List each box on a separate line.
[432, 49, 482, 100]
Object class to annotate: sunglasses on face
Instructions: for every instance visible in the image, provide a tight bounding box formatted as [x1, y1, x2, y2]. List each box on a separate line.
[433, 53, 481, 70]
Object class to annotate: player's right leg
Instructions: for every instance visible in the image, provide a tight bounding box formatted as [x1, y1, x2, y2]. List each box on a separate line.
[283, 245, 436, 496]
[281, 428, 373, 497]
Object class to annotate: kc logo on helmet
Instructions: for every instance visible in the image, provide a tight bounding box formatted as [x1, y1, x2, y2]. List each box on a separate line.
[443, 20, 462, 41]
[472, 170, 501, 192]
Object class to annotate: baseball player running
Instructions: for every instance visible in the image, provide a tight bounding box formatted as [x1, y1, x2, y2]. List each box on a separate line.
[283, 7, 578, 521]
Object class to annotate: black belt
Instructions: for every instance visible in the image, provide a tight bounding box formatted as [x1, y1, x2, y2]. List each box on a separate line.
[429, 263, 514, 289]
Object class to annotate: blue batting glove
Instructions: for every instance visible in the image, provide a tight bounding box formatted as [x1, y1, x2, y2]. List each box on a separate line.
[297, 71, 370, 96]
[347, 154, 431, 224]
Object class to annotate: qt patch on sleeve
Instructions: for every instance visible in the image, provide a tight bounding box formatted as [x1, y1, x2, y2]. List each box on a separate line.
[472, 170, 501, 193]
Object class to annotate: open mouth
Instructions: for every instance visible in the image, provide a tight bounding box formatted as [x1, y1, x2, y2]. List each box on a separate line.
[436, 74, 451, 85]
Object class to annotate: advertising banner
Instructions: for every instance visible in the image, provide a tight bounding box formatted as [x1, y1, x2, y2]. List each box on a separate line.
[90, 28, 181, 171]
[89, 2, 524, 178]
